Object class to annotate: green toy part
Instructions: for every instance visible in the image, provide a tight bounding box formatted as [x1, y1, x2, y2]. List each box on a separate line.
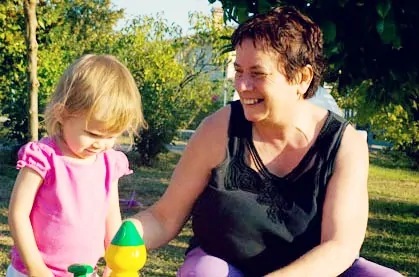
[67, 264, 94, 277]
[111, 220, 144, 246]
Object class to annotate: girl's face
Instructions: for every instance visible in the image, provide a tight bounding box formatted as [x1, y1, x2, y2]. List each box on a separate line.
[59, 113, 120, 160]
[234, 39, 300, 123]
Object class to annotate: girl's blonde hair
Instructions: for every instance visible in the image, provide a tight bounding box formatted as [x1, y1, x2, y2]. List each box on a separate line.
[45, 54, 146, 143]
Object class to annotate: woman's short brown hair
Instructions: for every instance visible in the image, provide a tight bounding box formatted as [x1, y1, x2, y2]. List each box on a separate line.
[231, 6, 325, 98]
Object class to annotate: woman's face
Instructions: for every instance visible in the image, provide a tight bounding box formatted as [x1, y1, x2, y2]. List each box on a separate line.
[234, 38, 300, 123]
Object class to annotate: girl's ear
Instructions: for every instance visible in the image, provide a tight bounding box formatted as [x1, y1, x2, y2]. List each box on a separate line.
[297, 65, 314, 96]
[52, 103, 66, 123]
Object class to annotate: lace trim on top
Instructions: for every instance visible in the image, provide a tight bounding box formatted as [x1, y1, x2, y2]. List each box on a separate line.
[246, 139, 293, 223]
[224, 138, 264, 192]
[225, 109, 334, 224]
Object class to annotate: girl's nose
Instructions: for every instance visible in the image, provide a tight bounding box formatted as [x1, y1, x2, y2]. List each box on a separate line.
[92, 141, 102, 149]
[93, 137, 116, 150]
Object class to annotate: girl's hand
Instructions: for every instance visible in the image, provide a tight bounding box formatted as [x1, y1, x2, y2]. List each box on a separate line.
[102, 266, 112, 277]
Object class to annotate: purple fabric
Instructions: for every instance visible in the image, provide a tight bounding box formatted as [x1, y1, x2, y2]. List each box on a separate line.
[177, 248, 244, 277]
[177, 248, 403, 277]
[340, 258, 403, 277]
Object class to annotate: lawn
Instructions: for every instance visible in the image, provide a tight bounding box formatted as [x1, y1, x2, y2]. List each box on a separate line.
[0, 150, 417, 276]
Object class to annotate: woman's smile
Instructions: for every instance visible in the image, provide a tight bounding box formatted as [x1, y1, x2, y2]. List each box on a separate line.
[242, 98, 264, 105]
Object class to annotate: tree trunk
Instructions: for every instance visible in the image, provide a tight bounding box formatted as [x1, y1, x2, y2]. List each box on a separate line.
[24, 0, 39, 141]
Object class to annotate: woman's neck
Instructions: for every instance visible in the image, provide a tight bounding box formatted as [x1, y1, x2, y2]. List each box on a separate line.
[253, 101, 323, 148]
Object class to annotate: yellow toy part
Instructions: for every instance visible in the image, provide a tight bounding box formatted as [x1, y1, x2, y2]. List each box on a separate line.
[105, 221, 147, 277]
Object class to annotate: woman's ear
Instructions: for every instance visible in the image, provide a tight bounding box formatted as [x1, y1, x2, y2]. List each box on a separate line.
[297, 65, 314, 96]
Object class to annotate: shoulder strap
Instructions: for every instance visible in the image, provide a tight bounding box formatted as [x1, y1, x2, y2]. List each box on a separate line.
[228, 100, 251, 138]
[318, 112, 349, 178]
[227, 100, 251, 158]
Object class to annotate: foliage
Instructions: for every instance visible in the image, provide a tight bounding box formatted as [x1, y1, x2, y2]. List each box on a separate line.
[364, 104, 417, 168]
[0, 0, 123, 145]
[211, 0, 419, 161]
[112, 13, 232, 165]
[1, 1, 232, 165]
[0, 1, 27, 144]
[109, 15, 183, 165]
[173, 12, 234, 130]
[333, 82, 418, 169]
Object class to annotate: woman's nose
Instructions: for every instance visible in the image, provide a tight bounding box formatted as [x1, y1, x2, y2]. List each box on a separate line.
[235, 75, 253, 92]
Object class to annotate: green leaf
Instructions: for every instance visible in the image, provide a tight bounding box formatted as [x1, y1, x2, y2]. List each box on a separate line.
[236, 7, 249, 23]
[338, 0, 350, 8]
[320, 20, 336, 43]
[391, 36, 402, 49]
[258, 0, 273, 14]
[38, 18, 45, 29]
[379, 19, 398, 45]
[376, 0, 391, 19]
[376, 19, 385, 34]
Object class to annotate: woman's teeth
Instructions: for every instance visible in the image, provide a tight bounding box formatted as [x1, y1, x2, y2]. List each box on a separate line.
[243, 98, 260, 105]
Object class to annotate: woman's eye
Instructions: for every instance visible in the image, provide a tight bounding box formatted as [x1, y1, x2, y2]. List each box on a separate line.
[235, 71, 243, 77]
[252, 72, 267, 78]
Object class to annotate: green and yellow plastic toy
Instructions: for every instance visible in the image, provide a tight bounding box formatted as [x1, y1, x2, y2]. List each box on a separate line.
[68, 264, 94, 277]
[68, 221, 146, 277]
[104, 220, 147, 276]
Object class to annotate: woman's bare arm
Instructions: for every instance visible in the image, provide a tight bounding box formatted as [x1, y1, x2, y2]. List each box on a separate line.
[129, 106, 231, 249]
[266, 125, 369, 277]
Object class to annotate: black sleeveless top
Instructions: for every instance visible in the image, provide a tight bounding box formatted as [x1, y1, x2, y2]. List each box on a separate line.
[189, 100, 349, 276]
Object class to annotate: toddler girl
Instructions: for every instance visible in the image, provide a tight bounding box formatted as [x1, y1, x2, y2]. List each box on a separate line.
[7, 54, 146, 277]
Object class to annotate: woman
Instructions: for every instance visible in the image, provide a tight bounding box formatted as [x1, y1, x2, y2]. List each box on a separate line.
[129, 7, 402, 277]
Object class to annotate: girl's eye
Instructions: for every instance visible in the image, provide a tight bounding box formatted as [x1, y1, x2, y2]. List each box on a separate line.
[87, 132, 101, 138]
[85, 130, 104, 138]
[87, 131, 119, 140]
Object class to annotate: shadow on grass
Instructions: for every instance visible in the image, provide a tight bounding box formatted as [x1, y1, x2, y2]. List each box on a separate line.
[143, 244, 186, 277]
[173, 233, 192, 246]
[0, 208, 11, 274]
[0, 246, 10, 274]
[369, 150, 417, 170]
[369, 198, 419, 216]
[361, 198, 419, 276]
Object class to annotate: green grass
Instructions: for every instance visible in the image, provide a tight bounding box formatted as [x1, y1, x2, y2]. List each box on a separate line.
[362, 154, 419, 276]
[0, 150, 417, 276]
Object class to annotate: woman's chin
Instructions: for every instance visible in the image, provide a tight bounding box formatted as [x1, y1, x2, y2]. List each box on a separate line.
[243, 111, 266, 123]
[242, 103, 266, 122]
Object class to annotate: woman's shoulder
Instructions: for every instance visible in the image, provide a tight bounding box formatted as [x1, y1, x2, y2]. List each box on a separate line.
[186, 105, 231, 167]
[339, 124, 369, 153]
[199, 104, 231, 134]
[193, 105, 231, 145]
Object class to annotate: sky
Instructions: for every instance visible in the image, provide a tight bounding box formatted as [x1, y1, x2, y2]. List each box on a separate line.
[111, 0, 222, 32]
